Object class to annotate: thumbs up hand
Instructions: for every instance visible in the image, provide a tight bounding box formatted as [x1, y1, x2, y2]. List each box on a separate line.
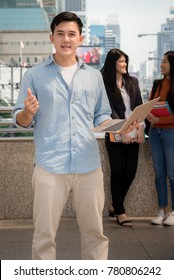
[23, 88, 39, 117]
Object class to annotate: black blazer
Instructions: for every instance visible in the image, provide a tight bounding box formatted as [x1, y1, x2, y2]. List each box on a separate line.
[105, 76, 143, 119]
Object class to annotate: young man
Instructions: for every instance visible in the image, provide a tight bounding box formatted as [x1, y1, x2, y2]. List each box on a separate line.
[13, 12, 111, 260]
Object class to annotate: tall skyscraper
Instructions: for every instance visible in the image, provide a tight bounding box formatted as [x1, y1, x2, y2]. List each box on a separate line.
[106, 15, 120, 48]
[105, 14, 120, 55]
[156, 9, 174, 72]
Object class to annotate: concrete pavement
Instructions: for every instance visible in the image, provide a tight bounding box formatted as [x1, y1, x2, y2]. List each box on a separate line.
[0, 217, 174, 260]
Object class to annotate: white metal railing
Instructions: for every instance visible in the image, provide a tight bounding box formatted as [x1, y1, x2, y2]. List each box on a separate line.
[0, 106, 34, 138]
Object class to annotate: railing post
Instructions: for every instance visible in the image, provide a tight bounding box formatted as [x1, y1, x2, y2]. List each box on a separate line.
[20, 65, 22, 86]
[10, 65, 14, 106]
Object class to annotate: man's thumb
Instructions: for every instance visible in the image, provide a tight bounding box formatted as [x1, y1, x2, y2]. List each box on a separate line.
[27, 87, 32, 97]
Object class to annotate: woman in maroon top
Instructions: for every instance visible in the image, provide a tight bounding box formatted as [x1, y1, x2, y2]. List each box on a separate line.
[147, 51, 174, 226]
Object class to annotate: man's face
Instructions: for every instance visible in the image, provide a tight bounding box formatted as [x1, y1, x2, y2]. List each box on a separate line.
[50, 21, 83, 59]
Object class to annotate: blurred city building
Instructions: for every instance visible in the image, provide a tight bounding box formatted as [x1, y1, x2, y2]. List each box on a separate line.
[105, 14, 120, 55]
[156, 9, 174, 72]
[137, 6, 174, 97]
[89, 24, 105, 64]
[0, 1, 173, 102]
[40, 1, 57, 23]
[89, 14, 120, 65]
[0, 0, 120, 67]
[0, 0, 40, 8]
[0, 0, 51, 66]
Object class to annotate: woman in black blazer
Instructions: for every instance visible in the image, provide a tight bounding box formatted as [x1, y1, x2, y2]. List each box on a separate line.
[101, 49, 144, 226]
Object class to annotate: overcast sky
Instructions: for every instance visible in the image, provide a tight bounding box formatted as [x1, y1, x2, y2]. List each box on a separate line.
[86, 0, 174, 70]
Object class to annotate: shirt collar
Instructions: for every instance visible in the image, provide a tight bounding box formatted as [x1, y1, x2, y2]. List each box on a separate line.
[116, 77, 126, 90]
[44, 54, 86, 69]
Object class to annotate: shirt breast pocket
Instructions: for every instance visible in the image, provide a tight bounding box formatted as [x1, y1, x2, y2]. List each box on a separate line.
[80, 90, 96, 118]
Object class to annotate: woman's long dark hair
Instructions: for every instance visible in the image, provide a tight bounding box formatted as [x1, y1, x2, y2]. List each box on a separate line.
[101, 48, 135, 98]
[164, 51, 174, 99]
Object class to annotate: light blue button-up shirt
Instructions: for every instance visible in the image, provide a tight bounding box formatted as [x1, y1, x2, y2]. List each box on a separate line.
[13, 56, 111, 174]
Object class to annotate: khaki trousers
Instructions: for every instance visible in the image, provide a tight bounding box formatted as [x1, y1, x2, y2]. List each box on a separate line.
[32, 165, 108, 260]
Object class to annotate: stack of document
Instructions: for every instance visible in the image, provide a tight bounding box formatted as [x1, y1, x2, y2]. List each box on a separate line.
[151, 101, 172, 117]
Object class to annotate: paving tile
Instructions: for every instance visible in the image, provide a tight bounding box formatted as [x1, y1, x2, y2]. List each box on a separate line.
[0, 218, 174, 260]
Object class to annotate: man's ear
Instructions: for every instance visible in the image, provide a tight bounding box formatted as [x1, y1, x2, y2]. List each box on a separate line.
[79, 35, 84, 46]
[50, 33, 54, 43]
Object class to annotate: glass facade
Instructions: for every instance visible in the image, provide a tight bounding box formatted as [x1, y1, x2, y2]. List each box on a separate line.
[0, 0, 39, 8]
[65, 0, 82, 11]
[0, 8, 50, 30]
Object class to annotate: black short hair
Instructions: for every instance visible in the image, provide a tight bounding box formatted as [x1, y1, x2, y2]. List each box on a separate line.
[50, 12, 83, 35]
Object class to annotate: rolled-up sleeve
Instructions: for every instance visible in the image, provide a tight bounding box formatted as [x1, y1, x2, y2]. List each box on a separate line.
[93, 74, 111, 127]
[12, 70, 34, 128]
